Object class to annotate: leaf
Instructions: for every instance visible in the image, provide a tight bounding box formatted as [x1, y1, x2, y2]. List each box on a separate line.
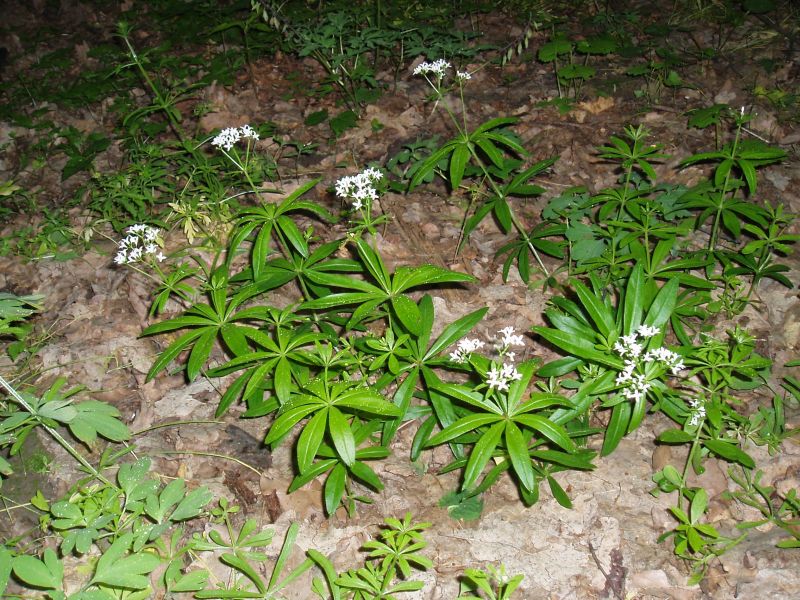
[690, 488, 708, 524]
[657, 429, 694, 443]
[145, 328, 207, 381]
[463, 422, 505, 490]
[703, 439, 755, 468]
[601, 402, 631, 456]
[547, 475, 573, 508]
[505, 421, 535, 492]
[392, 294, 422, 336]
[624, 264, 645, 334]
[219, 553, 266, 595]
[13, 552, 61, 589]
[171, 486, 213, 521]
[574, 279, 614, 337]
[449, 143, 470, 189]
[171, 569, 210, 592]
[70, 401, 131, 444]
[92, 534, 161, 589]
[643, 276, 679, 331]
[532, 326, 622, 369]
[297, 411, 327, 473]
[324, 463, 347, 515]
[0, 548, 11, 596]
[513, 414, 575, 452]
[426, 414, 501, 447]
[328, 406, 356, 466]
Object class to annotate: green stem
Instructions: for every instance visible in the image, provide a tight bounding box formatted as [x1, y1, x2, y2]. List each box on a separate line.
[121, 34, 192, 148]
[678, 423, 705, 512]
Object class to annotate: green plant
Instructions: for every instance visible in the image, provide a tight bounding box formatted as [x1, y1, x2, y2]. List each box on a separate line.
[310, 513, 432, 599]
[537, 32, 617, 100]
[457, 564, 524, 600]
[407, 62, 562, 283]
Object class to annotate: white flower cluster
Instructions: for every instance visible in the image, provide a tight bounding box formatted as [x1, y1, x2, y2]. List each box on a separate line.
[614, 326, 684, 402]
[450, 338, 486, 363]
[495, 326, 525, 361]
[413, 59, 451, 78]
[456, 70, 472, 81]
[211, 124, 260, 151]
[450, 326, 526, 392]
[486, 362, 523, 392]
[334, 167, 383, 211]
[115, 224, 165, 265]
[687, 398, 706, 427]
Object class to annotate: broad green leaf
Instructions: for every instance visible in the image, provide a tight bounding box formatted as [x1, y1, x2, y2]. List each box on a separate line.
[333, 390, 401, 417]
[449, 143, 470, 189]
[349, 460, 383, 491]
[355, 238, 390, 289]
[219, 552, 266, 595]
[426, 413, 501, 446]
[426, 307, 488, 360]
[392, 294, 422, 336]
[573, 279, 614, 337]
[463, 422, 505, 490]
[145, 328, 206, 381]
[505, 421, 535, 492]
[324, 463, 347, 515]
[601, 402, 631, 456]
[657, 429, 694, 443]
[265, 404, 320, 445]
[624, 264, 645, 334]
[690, 488, 708, 524]
[0, 547, 11, 595]
[297, 411, 327, 473]
[513, 414, 575, 452]
[13, 553, 61, 589]
[547, 475, 573, 508]
[328, 406, 356, 466]
[171, 486, 212, 521]
[643, 276, 679, 331]
[703, 439, 755, 468]
[533, 326, 622, 369]
[170, 569, 210, 592]
[92, 535, 161, 589]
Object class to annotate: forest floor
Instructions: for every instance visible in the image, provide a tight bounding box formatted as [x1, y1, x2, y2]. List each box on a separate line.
[1, 1, 799, 598]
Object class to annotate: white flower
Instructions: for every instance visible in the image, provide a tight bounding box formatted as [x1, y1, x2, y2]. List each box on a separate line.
[637, 324, 660, 338]
[239, 124, 259, 141]
[211, 127, 241, 151]
[497, 326, 525, 348]
[456, 70, 471, 81]
[688, 401, 706, 426]
[335, 166, 383, 210]
[486, 362, 522, 392]
[115, 224, 165, 266]
[450, 338, 486, 363]
[620, 372, 650, 400]
[413, 59, 451, 78]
